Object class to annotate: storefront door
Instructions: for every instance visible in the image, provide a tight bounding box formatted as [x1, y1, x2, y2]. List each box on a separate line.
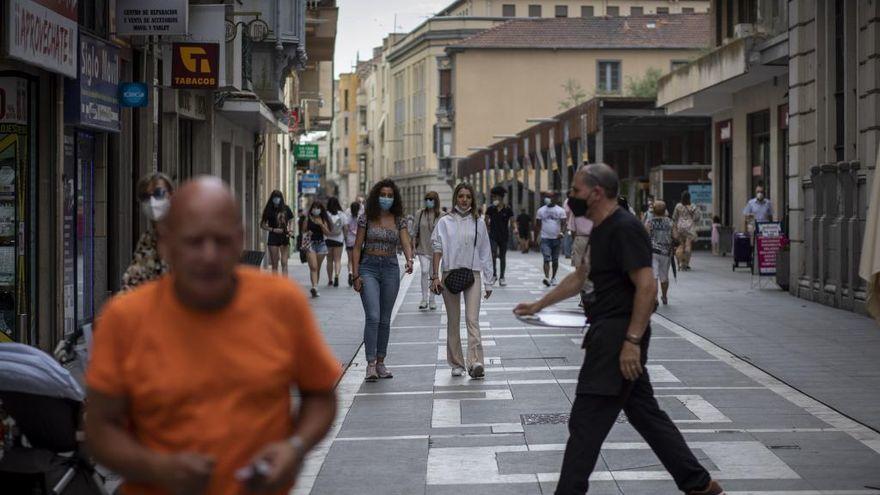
[0, 75, 34, 343]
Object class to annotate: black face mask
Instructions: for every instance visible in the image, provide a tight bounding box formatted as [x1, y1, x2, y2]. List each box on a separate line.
[568, 196, 588, 217]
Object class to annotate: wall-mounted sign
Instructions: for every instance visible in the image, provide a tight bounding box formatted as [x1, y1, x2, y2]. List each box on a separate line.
[116, 0, 188, 35]
[64, 33, 120, 132]
[119, 82, 148, 108]
[5, 0, 78, 78]
[171, 43, 219, 89]
[295, 144, 319, 160]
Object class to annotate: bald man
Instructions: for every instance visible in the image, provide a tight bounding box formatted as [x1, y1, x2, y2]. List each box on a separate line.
[85, 177, 341, 495]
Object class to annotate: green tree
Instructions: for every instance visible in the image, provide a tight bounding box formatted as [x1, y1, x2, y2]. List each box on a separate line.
[625, 67, 663, 99]
[558, 78, 588, 110]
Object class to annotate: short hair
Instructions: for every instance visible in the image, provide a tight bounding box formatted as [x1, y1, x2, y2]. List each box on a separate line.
[490, 185, 507, 197]
[136, 172, 175, 199]
[575, 163, 619, 199]
[653, 200, 667, 216]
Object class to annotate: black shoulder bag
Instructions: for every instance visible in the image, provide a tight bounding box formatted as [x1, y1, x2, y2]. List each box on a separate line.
[443, 217, 478, 294]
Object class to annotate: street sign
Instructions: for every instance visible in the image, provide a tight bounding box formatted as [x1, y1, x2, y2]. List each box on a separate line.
[64, 33, 120, 132]
[171, 43, 219, 89]
[295, 144, 319, 160]
[303, 173, 320, 181]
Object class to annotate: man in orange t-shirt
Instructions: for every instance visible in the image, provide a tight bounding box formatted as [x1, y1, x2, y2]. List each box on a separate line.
[86, 177, 341, 495]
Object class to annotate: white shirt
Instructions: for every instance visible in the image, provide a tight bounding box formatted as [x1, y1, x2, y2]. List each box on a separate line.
[326, 212, 346, 243]
[536, 205, 566, 239]
[431, 211, 494, 290]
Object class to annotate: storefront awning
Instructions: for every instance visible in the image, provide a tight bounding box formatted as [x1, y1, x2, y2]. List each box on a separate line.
[217, 98, 288, 134]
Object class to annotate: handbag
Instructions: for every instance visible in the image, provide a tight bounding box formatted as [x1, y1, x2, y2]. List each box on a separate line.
[443, 217, 478, 294]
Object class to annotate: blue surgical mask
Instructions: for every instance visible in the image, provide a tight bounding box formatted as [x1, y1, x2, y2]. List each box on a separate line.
[272, 197, 281, 206]
[425, 199, 435, 209]
[543, 198, 552, 206]
[379, 197, 394, 210]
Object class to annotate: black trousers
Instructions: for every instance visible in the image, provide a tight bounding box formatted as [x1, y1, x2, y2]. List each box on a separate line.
[555, 370, 711, 494]
[490, 237, 508, 278]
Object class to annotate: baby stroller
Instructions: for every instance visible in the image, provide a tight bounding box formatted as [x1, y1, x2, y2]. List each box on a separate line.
[0, 342, 112, 494]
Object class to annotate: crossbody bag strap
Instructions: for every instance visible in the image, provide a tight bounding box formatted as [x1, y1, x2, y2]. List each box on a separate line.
[415, 210, 423, 243]
[471, 216, 479, 266]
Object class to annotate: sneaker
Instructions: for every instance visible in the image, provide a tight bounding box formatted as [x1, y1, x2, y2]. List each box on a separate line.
[542, 278, 550, 287]
[687, 480, 724, 495]
[334, 276, 339, 287]
[469, 363, 485, 379]
[499, 278, 507, 287]
[550, 277, 558, 286]
[376, 362, 393, 379]
[310, 287, 319, 298]
[451, 366, 466, 377]
[365, 363, 379, 382]
[429, 301, 437, 311]
[419, 300, 428, 310]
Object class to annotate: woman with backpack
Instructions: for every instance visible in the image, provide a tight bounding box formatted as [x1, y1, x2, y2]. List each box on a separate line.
[430, 183, 493, 379]
[351, 179, 414, 382]
[414, 191, 441, 310]
[325, 197, 346, 287]
[345, 201, 361, 286]
[672, 190, 701, 271]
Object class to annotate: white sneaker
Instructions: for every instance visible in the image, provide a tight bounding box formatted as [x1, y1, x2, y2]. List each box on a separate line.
[499, 278, 507, 287]
[451, 367, 466, 377]
[550, 277, 558, 286]
[429, 301, 437, 311]
[418, 300, 428, 310]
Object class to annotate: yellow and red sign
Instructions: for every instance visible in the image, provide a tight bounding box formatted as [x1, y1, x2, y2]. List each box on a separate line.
[171, 42, 218, 89]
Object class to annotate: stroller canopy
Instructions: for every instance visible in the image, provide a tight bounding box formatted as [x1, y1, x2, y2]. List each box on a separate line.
[0, 343, 85, 402]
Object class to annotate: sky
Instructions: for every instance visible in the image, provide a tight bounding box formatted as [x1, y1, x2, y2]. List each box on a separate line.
[334, 0, 452, 77]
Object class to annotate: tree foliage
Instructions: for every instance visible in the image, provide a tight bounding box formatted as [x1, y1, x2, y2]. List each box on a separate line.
[558, 78, 588, 110]
[625, 68, 663, 99]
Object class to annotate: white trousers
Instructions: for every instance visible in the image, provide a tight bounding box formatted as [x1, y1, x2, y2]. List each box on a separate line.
[418, 255, 436, 303]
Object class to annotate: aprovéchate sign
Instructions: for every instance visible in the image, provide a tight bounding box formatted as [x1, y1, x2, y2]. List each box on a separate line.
[116, 0, 188, 35]
[171, 43, 219, 89]
[6, 0, 78, 78]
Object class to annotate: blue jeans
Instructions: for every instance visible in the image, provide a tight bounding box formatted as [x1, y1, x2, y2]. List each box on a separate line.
[359, 255, 400, 362]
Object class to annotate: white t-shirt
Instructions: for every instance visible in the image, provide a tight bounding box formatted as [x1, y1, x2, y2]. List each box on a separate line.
[327, 212, 345, 243]
[536, 205, 566, 239]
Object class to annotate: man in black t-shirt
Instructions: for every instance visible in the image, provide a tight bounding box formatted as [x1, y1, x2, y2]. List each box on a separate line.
[514, 164, 723, 495]
[485, 186, 514, 286]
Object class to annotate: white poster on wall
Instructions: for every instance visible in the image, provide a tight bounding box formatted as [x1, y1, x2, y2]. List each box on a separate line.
[116, 0, 188, 35]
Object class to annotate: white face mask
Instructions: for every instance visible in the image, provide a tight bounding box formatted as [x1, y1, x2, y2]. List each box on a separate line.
[543, 198, 551, 206]
[311, 209, 321, 216]
[493, 200, 501, 207]
[141, 197, 170, 222]
[455, 205, 471, 214]
[756, 192, 765, 201]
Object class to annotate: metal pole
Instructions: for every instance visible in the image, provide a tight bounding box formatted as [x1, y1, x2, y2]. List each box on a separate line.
[493, 149, 500, 187]
[535, 132, 544, 209]
[502, 145, 511, 195]
[524, 137, 532, 214]
[484, 153, 491, 204]
[548, 127, 558, 198]
[562, 121, 570, 197]
[512, 141, 520, 218]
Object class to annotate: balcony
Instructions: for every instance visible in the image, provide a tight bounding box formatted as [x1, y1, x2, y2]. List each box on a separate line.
[436, 94, 454, 123]
[657, 34, 787, 115]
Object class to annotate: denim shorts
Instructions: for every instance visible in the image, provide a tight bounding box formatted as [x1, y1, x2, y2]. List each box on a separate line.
[540, 238, 562, 262]
[309, 240, 328, 255]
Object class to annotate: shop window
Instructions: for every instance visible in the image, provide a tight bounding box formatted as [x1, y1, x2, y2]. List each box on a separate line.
[581, 6, 594, 17]
[502, 4, 516, 17]
[343, 90, 349, 111]
[631, 7, 644, 16]
[528, 4, 542, 17]
[683, 7, 695, 14]
[555, 5, 568, 17]
[656, 7, 669, 14]
[737, 0, 757, 23]
[597, 61, 621, 93]
[606, 6, 619, 16]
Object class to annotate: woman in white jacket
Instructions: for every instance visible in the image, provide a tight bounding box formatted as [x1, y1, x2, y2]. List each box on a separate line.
[430, 183, 494, 379]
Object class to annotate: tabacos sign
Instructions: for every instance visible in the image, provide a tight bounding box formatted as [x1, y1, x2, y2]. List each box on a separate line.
[171, 43, 219, 89]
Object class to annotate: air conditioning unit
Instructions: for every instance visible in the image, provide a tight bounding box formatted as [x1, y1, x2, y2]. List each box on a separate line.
[734, 23, 755, 38]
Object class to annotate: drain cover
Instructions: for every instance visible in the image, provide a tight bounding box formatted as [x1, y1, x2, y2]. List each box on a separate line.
[521, 413, 570, 425]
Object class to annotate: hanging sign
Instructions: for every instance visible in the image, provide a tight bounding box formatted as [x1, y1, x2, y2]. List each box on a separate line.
[64, 33, 120, 132]
[119, 82, 148, 107]
[116, 0, 188, 35]
[171, 43, 219, 89]
[295, 144, 319, 160]
[5, 0, 78, 78]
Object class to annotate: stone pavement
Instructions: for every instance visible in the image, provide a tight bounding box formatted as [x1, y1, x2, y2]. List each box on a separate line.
[290, 251, 880, 495]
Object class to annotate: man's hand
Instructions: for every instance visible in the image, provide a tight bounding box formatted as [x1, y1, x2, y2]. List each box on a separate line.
[243, 441, 302, 493]
[620, 341, 643, 381]
[155, 452, 215, 495]
[513, 301, 541, 316]
[405, 259, 414, 274]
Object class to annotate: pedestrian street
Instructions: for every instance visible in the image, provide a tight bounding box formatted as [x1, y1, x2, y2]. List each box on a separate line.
[300, 253, 880, 495]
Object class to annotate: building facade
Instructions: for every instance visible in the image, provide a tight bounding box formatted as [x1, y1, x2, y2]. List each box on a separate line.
[658, 0, 879, 313]
[0, 0, 335, 350]
[438, 0, 709, 17]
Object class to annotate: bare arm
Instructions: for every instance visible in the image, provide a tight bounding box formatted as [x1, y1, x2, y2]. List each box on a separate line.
[619, 266, 657, 381]
[293, 391, 336, 453]
[514, 263, 588, 315]
[351, 226, 366, 286]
